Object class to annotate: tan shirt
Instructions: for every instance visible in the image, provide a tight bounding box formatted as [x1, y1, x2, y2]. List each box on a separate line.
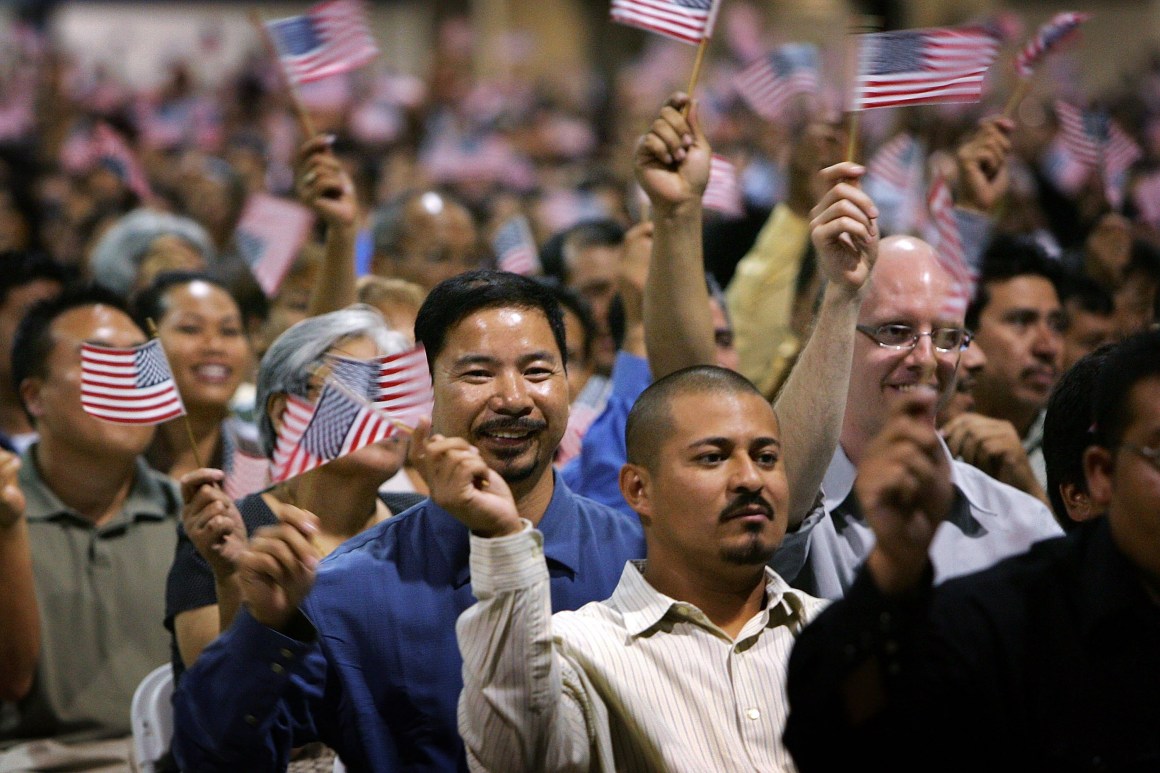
[0, 448, 179, 748]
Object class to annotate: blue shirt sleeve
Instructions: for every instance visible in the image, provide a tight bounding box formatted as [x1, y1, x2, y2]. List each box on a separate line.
[171, 608, 326, 772]
[561, 352, 651, 518]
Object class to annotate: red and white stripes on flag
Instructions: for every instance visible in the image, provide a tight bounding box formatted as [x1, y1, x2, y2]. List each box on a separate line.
[925, 173, 973, 319]
[234, 193, 316, 297]
[849, 24, 1001, 111]
[610, 0, 722, 46]
[270, 381, 396, 483]
[80, 339, 186, 425]
[702, 154, 744, 217]
[265, 0, 378, 85]
[867, 132, 923, 193]
[734, 43, 820, 123]
[1054, 101, 1142, 209]
[223, 448, 271, 500]
[376, 345, 434, 428]
[1014, 12, 1091, 79]
[492, 216, 541, 276]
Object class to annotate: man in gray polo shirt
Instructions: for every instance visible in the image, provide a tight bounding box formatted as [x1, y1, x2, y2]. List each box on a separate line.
[0, 285, 180, 772]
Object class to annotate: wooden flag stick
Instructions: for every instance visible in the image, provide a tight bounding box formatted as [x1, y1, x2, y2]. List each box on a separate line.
[685, 36, 710, 105]
[846, 112, 860, 163]
[1002, 78, 1032, 121]
[249, 9, 318, 139]
[844, 16, 880, 164]
[146, 318, 204, 470]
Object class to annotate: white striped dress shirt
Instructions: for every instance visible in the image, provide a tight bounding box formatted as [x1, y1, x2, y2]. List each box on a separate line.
[456, 523, 829, 772]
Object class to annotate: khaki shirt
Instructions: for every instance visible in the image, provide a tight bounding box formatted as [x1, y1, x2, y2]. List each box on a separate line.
[0, 447, 179, 748]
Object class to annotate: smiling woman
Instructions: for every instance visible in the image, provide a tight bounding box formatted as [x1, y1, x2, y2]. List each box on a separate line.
[132, 271, 255, 480]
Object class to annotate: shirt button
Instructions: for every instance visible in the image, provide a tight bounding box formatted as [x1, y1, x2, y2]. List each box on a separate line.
[746, 708, 760, 720]
[280, 648, 294, 659]
[244, 714, 257, 726]
[271, 663, 285, 674]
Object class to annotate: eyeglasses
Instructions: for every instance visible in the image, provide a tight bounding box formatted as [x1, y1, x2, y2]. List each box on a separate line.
[1121, 442, 1160, 471]
[856, 324, 973, 353]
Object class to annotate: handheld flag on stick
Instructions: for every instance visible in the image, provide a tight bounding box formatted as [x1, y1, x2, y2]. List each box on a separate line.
[80, 339, 186, 425]
[1004, 12, 1090, 117]
[375, 345, 434, 428]
[848, 24, 1001, 111]
[264, 0, 378, 85]
[702, 154, 744, 217]
[610, 0, 721, 46]
[925, 173, 973, 319]
[235, 193, 316, 297]
[492, 216, 541, 276]
[270, 380, 397, 483]
[1054, 101, 1142, 209]
[735, 44, 820, 123]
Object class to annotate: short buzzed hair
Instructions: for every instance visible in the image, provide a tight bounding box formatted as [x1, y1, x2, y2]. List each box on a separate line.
[625, 366, 766, 472]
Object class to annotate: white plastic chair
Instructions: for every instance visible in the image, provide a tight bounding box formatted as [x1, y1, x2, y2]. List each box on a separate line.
[130, 664, 174, 773]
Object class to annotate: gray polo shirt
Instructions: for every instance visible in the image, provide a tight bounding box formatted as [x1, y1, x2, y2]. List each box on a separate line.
[0, 447, 179, 748]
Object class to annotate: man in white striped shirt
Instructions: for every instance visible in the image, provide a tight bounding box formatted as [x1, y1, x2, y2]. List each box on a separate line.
[414, 366, 825, 771]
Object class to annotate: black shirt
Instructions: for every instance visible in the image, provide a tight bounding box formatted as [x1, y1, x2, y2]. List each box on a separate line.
[784, 519, 1160, 772]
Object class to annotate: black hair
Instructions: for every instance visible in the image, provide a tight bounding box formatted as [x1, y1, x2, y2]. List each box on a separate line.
[1042, 344, 1115, 529]
[0, 251, 73, 307]
[1091, 328, 1160, 451]
[626, 365, 765, 472]
[1058, 269, 1114, 319]
[11, 284, 136, 421]
[966, 234, 1063, 330]
[414, 270, 567, 374]
[130, 270, 240, 333]
[559, 219, 626, 284]
[542, 281, 597, 366]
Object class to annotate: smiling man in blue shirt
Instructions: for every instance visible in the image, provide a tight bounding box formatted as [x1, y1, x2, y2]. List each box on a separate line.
[171, 270, 646, 772]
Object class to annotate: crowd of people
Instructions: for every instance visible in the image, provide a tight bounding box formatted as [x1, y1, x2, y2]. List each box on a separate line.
[1, 3, 1159, 772]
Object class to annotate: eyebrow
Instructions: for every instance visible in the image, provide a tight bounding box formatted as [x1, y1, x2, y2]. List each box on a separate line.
[686, 436, 781, 450]
[451, 350, 560, 368]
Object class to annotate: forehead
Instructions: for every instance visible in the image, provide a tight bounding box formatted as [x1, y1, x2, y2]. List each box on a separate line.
[440, 306, 559, 361]
[163, 281, 237, 312]
[662, 390, 779, 447]
[861, 240, 958, 325]
[1125, 376, 1160, 439]
[51, 304, 144, 350]
[982, 275, 1060, 314]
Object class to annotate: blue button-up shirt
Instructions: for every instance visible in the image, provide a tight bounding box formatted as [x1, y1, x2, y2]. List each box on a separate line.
[171, 475, 644, 772]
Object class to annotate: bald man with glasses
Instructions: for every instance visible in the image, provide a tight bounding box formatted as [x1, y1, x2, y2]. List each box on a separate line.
[771, 234, 1062, 599]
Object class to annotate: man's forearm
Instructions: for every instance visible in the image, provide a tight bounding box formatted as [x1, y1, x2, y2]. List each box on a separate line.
[644, 202, 715, 378]
[308, 224, 358, 317]
[0, 519, 40, 702]
[774, 282, 863, 527]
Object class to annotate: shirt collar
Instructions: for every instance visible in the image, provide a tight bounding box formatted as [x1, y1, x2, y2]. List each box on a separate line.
[611, 561, 808, 639]
[824, 439, 993, 515]
[1022, 408, 1046, 453]
[446, 470, 579, 587]
[20, 446, 176, 527]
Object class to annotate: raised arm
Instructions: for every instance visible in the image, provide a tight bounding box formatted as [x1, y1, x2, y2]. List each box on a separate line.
[295, 135, 361, 317]
[634, 92, 715, 379]
[0, 451, 38, 702]
[774, 162, 877, 527]
[407, 422, 605, 771]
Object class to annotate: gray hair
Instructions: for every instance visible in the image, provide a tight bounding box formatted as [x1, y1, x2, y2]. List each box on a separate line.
[89, 209, 216, 296]
[255, 304, 410, 457]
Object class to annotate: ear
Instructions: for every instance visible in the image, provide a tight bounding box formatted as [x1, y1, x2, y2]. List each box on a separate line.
[618, 463, 653, 526]
[1082, 445, 1115, 513]
[266, 393, 288, 435]
[19, 378, 44, 422]
[1059, 482, 1101, 524]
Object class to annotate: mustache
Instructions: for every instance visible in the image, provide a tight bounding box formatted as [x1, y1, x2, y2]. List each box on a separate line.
[475, 417, 548, 435]
[719, 491, 774, 522]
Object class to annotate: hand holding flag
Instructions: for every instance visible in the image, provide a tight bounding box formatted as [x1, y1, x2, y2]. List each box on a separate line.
[633, 92, 712, 216]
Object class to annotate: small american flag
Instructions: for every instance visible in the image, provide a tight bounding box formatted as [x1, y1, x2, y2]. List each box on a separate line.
[867, 133, 923, 192]
[265, 0, 378, 86]
[92, 123, 154, 204]
[925, 173, 973, 319]
[703, 155, 744, 217]
[80, 339, 186, 425]
[270, 380, 396, 483]
[492, 216, 541, 276]
[1014, 12, 1091, 78]
[734, 43, 820, 123]
[610, 0, 722, 47]
[849, 24, 1001, 111]
[1054, 101, 1141, 208]
[234, 193, 316, 298]
[375, 345, 434, 428]
[1105, 123, 1143, 210]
